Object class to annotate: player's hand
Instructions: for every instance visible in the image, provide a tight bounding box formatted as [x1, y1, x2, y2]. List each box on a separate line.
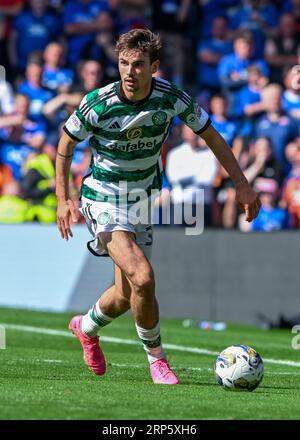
[235, 182, 261, 222]
[56, 198, 78, 241]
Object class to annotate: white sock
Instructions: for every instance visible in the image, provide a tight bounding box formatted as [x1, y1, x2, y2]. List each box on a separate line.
[81, 302, 113, 337]
[135, 322, 166, 364]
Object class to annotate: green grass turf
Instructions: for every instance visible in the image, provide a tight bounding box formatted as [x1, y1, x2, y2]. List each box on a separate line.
[0, 307, 300, 420]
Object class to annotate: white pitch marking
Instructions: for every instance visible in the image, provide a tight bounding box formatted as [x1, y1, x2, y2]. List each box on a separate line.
[107, 363, 300, 375]
[2, 322, 300, 368]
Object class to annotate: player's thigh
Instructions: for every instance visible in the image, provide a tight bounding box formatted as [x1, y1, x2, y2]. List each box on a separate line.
[100, 230, 154, 287]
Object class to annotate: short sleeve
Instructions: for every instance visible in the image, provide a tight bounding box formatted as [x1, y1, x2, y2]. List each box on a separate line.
[177, 92, 211, 134]
[63, 94, 96, 142]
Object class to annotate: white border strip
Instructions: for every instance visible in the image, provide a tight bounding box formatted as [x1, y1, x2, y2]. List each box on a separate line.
[2, 322, 300, 368]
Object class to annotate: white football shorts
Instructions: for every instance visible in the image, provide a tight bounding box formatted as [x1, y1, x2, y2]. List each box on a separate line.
[79, 196, 153, 260]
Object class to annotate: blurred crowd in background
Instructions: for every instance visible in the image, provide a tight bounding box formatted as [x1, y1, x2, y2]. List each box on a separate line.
[0, 0, 300, 231]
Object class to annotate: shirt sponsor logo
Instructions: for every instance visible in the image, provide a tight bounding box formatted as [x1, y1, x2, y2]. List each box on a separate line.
[126, 127, 143, 140]
[108, 139, 159, 153]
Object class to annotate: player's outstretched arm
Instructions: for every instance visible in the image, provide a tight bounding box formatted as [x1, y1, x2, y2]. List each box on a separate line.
[55, 130, 79, 240]
[200, 124, 261, 222]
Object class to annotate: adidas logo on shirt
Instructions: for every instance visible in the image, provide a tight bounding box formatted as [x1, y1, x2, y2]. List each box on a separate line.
[108, 121, 121, 129]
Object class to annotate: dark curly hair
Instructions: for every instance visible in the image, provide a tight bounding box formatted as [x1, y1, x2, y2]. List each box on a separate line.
[116, 29, 162, 64]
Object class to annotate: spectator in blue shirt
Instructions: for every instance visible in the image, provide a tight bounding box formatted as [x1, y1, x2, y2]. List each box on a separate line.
[197, 0, 240, 39]
[18, 59, 55, 123]
[0, 93, 46, 180]
[238, 64, 269, 136]
[218, 31, 269, 117]
[42, 42, 74, 93]
[197, 15, 232, 93]
[282, 66, 300, 124]
[251, 177, 289, 231]
[10, 0, 61, 71]
[229, 0, 280, 58]
[238, 65, 268, 117]
[255, 83, 299, 175]
[210, 93, 240, 147]
[63, 0, 109, 67]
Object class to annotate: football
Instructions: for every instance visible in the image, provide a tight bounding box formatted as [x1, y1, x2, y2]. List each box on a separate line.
[215, 345, 264, 391]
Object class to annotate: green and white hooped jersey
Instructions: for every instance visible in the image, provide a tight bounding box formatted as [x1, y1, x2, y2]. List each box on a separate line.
[63, 77, 211, 203]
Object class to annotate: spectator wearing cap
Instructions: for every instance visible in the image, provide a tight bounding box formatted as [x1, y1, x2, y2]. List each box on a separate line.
[254, 83, 299, 174]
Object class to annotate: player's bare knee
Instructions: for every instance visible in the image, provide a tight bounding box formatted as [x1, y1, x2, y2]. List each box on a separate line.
[131, 267, 155, 296]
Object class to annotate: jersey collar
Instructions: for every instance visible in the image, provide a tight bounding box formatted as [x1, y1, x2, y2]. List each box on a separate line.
[115, 79, 154, 106]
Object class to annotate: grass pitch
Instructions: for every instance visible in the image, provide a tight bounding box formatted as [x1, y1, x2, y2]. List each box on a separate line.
[0, 307, 300, 420]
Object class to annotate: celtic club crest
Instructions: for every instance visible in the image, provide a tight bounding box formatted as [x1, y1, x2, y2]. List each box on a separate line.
[152, 111, 167, 126]
[97, 212, 111, 225]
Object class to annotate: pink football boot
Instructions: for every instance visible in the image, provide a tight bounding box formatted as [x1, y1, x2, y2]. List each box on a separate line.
[69, 315, 106, 375]
[150, 359, 179, 384]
